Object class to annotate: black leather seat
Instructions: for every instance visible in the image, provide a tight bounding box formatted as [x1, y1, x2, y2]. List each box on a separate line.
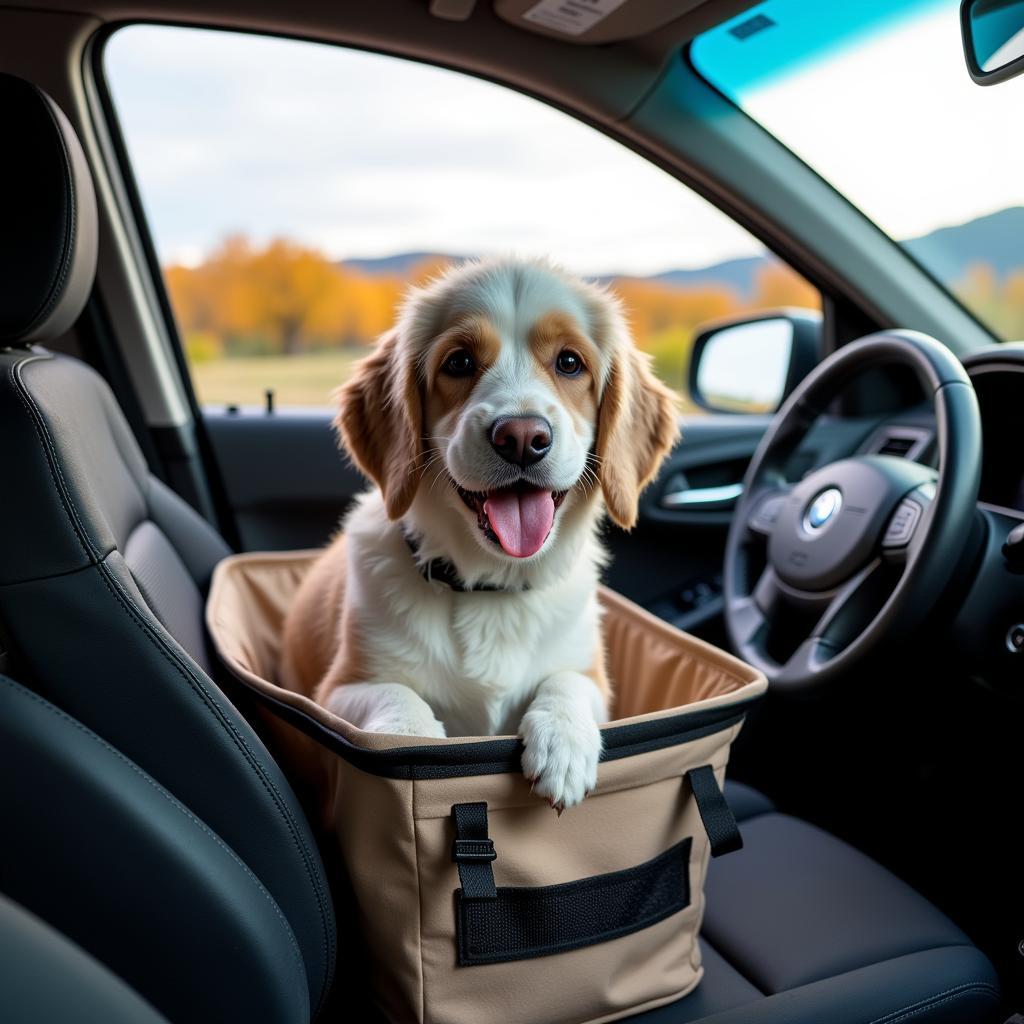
[0, 894, 171, 1024]
[0, 73, 335, 1024]
[0, 72, 1002, 1024]
[633, 783, 1000, 1023]
[0, 673, 308, 1023]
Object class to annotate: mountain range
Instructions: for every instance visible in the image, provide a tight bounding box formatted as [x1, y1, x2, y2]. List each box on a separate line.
[341, 207, 1024, 296]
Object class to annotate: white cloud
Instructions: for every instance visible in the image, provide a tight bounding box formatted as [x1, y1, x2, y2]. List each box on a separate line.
[104, 25, 761, 276]
[107, 11, 1024, 282]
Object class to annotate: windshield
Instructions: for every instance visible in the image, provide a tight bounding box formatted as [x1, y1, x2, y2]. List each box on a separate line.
[692, 0, 1024, 341]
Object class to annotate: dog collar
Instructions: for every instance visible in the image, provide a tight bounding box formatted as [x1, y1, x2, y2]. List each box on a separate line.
[401, 529, 529, 593]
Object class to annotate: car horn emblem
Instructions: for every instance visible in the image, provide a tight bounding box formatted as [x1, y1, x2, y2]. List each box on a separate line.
[803, 488, 842, 534]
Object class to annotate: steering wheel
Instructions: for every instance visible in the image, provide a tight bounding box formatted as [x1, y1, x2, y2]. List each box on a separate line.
[723, 331, 981, 690]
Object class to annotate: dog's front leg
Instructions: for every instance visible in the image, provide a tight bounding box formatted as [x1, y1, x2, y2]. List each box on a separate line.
[520, 671, 607, 811]
[324, 682, 447, 738]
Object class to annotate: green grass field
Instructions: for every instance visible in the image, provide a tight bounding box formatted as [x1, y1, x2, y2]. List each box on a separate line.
[191, 350, 361, 408]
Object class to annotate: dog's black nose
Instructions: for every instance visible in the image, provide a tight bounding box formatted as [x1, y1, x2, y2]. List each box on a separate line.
[489, 416, 552, 467]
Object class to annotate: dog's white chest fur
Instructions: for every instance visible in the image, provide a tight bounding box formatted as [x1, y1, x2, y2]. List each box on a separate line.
[345, 492, 602, 736]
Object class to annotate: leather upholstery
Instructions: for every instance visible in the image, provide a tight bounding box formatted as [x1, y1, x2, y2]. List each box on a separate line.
[0, 75, 336, 1018]
[0, 895, 170, 1024]
[0, 345, 336, 1018]
[627, 783, 1001, 1023]
[0, 74, 97, 345]
[0, 676, 309, 1024]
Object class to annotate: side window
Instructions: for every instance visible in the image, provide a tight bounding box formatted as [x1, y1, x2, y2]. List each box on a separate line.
[104, 27, 819, 412]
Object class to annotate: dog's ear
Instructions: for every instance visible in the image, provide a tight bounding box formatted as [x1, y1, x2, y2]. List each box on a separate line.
[596, 337, 679, 530]
[335, 328, 423, 520]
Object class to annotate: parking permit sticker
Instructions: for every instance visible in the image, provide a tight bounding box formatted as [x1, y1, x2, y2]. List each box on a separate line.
[523, 0, 631, 36]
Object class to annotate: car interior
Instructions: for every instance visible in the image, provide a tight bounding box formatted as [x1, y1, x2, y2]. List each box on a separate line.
[1, 1, 1022, 1022]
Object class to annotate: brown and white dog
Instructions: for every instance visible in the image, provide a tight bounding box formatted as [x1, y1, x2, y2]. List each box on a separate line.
[281, 258, 678, 809]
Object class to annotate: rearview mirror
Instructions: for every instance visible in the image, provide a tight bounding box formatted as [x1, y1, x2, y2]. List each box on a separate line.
[961, 0, 1024, 85]
[688, 310, 821, 415]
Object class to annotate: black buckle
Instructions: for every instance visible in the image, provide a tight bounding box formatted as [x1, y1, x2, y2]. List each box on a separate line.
[451, 802, 498, 898]
[453, 838, 497, 863]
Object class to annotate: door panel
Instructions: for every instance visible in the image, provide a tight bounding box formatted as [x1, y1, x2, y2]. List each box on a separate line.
[205, 409, 362, 551]
[603, 415, 770, 642]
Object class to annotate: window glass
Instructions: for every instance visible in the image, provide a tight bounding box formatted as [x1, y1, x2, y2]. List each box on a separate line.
[105, 26, 819, 409]
[692, 0, 1024, 341]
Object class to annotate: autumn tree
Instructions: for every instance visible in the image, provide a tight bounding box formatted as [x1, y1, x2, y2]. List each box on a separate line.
[748, 261, 820, 312]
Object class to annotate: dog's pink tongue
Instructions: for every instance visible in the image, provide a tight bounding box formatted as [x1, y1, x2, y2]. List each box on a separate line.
[484, 488, 555, 558]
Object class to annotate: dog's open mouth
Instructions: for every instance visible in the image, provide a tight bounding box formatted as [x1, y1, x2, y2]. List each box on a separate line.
[457, 482, 567, 558]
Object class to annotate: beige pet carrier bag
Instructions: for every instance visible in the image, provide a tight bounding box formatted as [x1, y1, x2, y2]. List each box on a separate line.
[206, 550, 767, 1024]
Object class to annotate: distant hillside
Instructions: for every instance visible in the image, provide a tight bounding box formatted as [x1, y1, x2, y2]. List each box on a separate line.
[342, 252, 463, 277]
[903, 206, 1024, 283]
[339, 207, 1024, 295]
[341, 250, 778, 297]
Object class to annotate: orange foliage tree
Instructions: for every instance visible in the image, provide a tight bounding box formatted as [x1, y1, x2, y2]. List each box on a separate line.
[166, 235, 404, 360]
[164, 237, 827, 383]
[955, 262, 1024, 341]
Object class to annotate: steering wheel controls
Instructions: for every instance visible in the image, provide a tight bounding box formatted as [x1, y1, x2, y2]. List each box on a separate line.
[1001, 521, 1024, 567]
[767, 457, 936, 592]
[882, 498, 923, 548]
[750, 493, 786, 534]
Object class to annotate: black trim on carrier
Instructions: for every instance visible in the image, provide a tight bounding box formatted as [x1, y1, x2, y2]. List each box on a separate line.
[217, 666, 757, 780]
[454, 833, 692, 966]
[687, 765, 743, 857]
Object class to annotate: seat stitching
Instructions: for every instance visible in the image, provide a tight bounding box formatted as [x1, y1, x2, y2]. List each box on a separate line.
[867, 981, 1000, 1024]
[0, 676, 308, 980]
[9, 354, 336, 1010]
[10, 355, 94, 561]
[14, 354, 335, 964]
[92, 558, 336, 1004]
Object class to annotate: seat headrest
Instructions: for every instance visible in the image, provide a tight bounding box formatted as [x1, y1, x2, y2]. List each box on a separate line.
[0, 74, 98, 347]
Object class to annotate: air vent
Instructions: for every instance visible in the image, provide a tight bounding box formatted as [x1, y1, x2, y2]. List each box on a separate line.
[868, 427, 930, 462]
[877, 435, 916, 458]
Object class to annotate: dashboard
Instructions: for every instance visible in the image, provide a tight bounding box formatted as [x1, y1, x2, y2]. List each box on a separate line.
[892, 345, 1024, 693]
[970, 360, 1024, 514]
[839, 347, 1024, 518]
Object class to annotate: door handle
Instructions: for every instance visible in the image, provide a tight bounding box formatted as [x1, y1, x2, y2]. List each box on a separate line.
[660, 482, 743, 511]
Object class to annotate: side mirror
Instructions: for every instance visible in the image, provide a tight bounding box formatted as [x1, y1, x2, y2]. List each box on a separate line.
[688, 309, 821, 415]
[962, 0, 1024, 85]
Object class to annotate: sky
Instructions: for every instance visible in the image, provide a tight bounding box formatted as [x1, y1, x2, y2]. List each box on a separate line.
[105, 26, 757, 276]
[105, 3, 1024, 277]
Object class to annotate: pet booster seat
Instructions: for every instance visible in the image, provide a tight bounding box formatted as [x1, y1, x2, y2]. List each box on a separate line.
[206, 549, 767, 1024]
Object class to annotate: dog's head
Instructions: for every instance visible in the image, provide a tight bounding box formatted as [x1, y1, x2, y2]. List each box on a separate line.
[337, 258, 678, 564]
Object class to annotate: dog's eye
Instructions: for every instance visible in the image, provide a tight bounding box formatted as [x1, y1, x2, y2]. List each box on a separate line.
[556, 350, 583, 376]
[442, 349, 476, 378]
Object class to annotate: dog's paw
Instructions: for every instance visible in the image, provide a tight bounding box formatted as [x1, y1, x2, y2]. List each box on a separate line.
[324, 682, 448, 738]
[377, 714, 448, 739]
[520, 705, 602, 811]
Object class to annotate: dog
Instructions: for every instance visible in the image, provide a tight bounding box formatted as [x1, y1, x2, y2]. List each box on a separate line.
[280, 257, 678, 809]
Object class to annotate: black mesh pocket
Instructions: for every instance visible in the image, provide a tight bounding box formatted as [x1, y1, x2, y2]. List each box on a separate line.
[455, 838, 691, 966]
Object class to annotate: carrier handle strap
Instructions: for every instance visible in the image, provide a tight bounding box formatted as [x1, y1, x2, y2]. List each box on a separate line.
[687, 766, 743, 857]
[451, 802, 497, 898]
